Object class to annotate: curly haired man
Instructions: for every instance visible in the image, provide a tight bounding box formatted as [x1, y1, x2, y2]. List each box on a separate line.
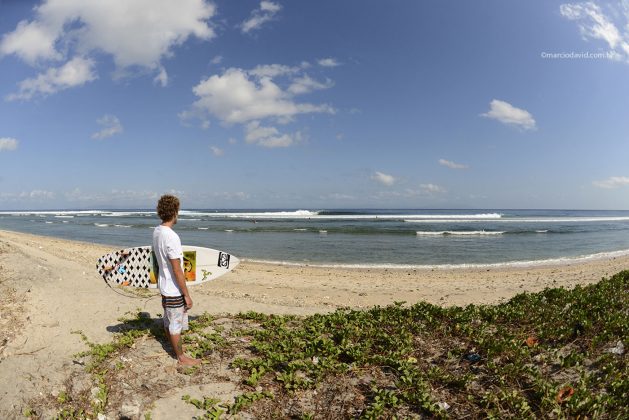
[153, 194, 200, 366]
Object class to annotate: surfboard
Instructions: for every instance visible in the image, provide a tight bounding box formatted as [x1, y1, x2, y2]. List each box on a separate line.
[96, 246, 240, 288]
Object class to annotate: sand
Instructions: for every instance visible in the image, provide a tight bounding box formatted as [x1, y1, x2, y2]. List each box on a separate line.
[0, 229, 627, 418]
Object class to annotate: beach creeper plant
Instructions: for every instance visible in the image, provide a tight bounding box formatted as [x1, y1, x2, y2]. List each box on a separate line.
[33, 271, 628, 418]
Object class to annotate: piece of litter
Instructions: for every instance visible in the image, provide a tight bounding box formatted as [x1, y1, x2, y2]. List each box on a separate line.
[437, 402, 450, 410]
[606, 341, 625, 355]
[312, 356, 319, 365]
[556, 385, 574, 404]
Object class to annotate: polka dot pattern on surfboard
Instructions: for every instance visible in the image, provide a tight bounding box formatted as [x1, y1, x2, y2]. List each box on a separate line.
[96, 246, 154, 288]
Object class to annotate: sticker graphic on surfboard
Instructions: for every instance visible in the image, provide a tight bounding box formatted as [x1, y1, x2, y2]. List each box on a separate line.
[149, 250, 198, 284]
[97, 246, 239, 288]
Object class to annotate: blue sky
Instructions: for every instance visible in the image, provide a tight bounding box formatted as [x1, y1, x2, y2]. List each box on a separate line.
[1, 0, 628, 210]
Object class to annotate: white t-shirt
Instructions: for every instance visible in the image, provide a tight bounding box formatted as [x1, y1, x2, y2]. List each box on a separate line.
[152, 225, 184, 297]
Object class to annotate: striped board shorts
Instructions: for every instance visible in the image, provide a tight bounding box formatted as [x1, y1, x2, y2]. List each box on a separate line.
[162, 295, 188, 334]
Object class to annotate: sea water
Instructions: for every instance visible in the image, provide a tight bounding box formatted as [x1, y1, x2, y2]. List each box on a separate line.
[1, 209, 629, 268]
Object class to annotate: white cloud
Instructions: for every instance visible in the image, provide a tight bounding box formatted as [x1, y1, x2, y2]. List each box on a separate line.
[288, 75, 334, 95]
[0, 190, 56, 201]
[0, 0, 216, 94]
[0, 20, 61, 64]
[241, 1, 282, 33]
[189, 67, 334, 125]
[481, 99, 537, 130]
[210, 146, 224, 156]
[560, 2, 629, 60]
[244, 121, 301, 148]
[153, 66, 168, 87]
[420, 183, 446, 194]
[593, 176, 629, 189]
[372, 171, 396, 186]
[210, 55, 223, 65]
[6, 56, 97, 101]
[0, 137, 19, 152]
[249, 63, 301, 78]
[92, 115, 123, 140]
[439, 158, 469, 170]
[318, 58, 340, 67]
[64, 188, 160, 203]
[184, 62, 335, 148]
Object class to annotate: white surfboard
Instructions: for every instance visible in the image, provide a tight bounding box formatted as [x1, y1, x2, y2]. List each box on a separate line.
[96, 245, 240, 288]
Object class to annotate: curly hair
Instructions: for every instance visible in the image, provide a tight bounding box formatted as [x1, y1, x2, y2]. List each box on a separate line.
[156, 194, 180, 222]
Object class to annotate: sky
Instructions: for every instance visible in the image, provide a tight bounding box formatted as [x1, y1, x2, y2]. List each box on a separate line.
[1, 0, 628, 210]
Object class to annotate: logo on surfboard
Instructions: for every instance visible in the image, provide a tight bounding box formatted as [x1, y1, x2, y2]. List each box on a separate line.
[218, 252, 230, 269]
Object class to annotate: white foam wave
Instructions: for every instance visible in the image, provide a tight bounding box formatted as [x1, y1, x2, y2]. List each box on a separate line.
[180, 210, 320, 219]
[416, 230, 504, 236]
[244, 248, 629, 270]
[406, 216, 629, 223]
[94, 223, 109, 227]
[114, 224, 132, 228]
[176, 211, 503, 220]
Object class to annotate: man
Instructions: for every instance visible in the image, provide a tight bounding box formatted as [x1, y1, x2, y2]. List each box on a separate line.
[153, 194, 200, 366]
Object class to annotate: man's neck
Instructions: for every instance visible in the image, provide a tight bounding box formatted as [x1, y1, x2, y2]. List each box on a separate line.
[161, 219, 176, 229]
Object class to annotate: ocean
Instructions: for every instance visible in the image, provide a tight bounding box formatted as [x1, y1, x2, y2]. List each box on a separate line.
[1, 209, 629, 268]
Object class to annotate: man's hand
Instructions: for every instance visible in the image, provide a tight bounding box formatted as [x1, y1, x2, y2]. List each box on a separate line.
[184, 294, 193, 310]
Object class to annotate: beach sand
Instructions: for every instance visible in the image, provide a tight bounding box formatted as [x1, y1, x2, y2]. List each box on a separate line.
[1, 229, 627, 418]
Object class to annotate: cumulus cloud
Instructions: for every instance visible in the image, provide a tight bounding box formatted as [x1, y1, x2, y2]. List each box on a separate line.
[318, 58, 340, 67]
[0, 137, 19, 152]
[6, 56, 97, 101]
[245, 121, 302, 148]
[481, 99, 537, 130]
[184, 65, 333, 148]
[372, 171, 396, 186]
[190, 67, 334, 125]
[439, 159, 469, 170]
[92, 115, 123, 140]
[0, 20, 61, 64]
[241, 1, 282, 33]
[0, 0, 216, 97]
[560, 2, 629, 61]
[593, 176, 629, 189]
[183, 61, 335, 148]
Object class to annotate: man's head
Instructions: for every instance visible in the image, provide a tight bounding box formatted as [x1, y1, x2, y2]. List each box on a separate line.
[157, 194, 180, 223]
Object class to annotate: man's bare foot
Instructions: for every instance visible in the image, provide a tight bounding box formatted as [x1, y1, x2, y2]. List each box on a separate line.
[178, 355, 201, 366]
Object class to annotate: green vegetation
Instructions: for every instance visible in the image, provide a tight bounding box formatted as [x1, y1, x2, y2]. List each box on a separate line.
[41, 271, 627, 418]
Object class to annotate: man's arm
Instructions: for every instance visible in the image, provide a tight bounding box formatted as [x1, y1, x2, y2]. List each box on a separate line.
[170, 257, 192, 309]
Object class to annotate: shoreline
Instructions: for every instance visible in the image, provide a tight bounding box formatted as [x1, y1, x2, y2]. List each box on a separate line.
[1, 228, 628, 416]
[1, 227, 628, 314]
[244, 246, 629, 270]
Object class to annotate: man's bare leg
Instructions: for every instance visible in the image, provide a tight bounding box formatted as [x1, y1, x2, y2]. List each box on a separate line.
[164, 328, 200, 366]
